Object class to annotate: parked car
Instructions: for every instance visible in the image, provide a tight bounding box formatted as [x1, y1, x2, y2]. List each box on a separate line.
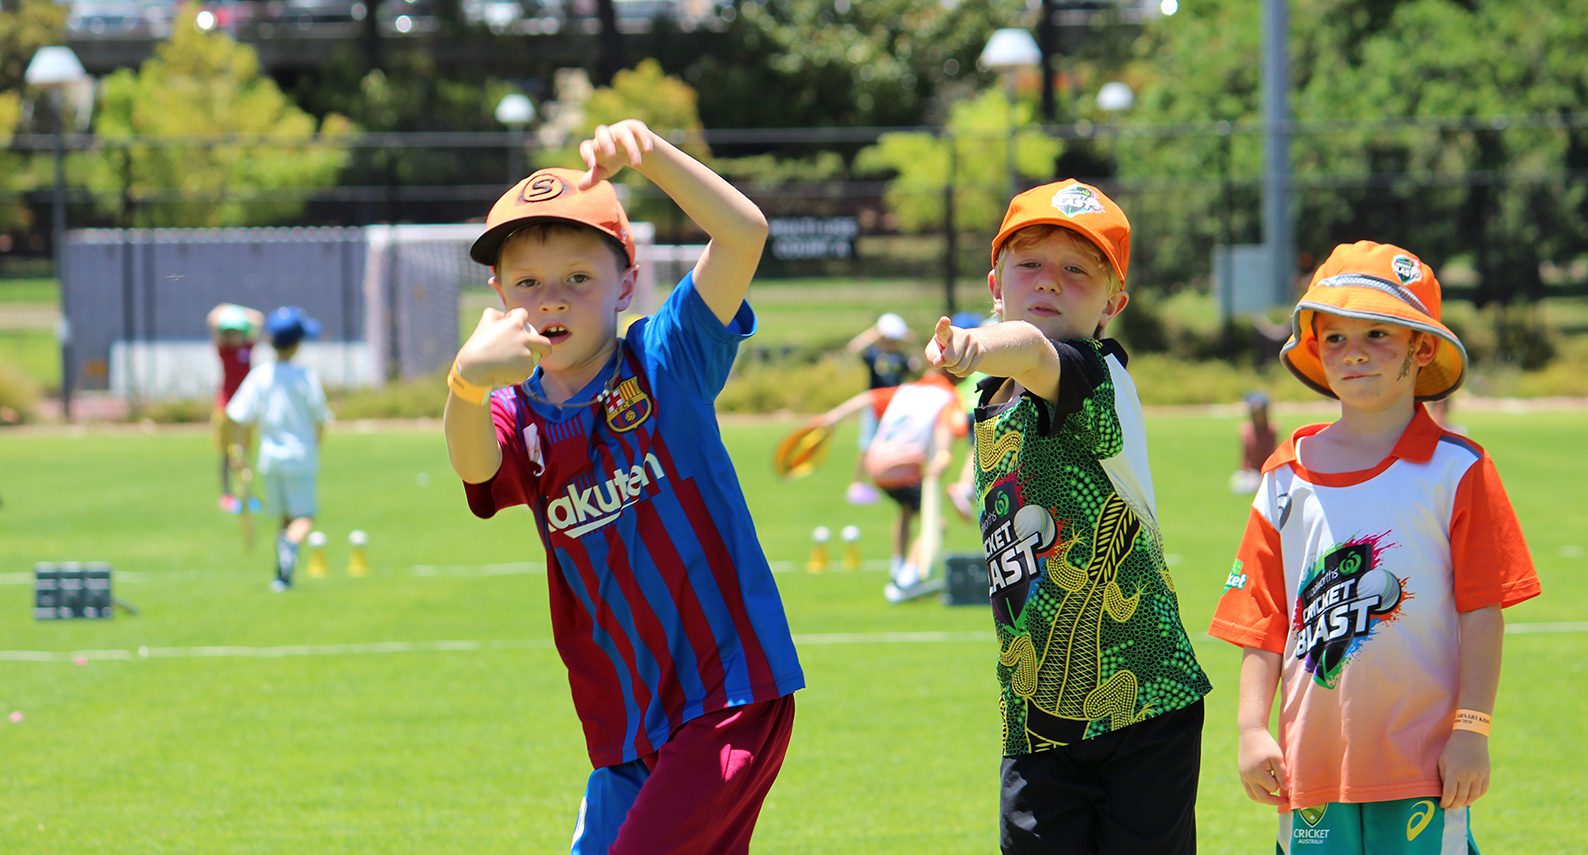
[66, 0, 148, 35]
[377, 0, 438, 33]
[193, 0, 260, 34]
[260, 0, 366, 30]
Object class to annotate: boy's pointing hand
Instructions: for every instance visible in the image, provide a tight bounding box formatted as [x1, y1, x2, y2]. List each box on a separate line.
[927, 316, 978, 377]
[455, 306, 549, 389]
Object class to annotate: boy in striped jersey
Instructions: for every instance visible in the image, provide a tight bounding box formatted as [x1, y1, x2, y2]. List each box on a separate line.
[1209, 241, 1541, 853]
[444, 120, 803, 854]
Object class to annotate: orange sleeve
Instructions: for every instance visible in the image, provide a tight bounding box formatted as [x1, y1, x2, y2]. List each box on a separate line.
[871, 387, 896, 420]
[1209, 506, 1290, 653]
[1450, 455, 1540, 612]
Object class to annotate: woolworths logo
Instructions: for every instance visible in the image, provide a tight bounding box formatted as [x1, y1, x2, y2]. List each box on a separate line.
[547, 453, 665, 538]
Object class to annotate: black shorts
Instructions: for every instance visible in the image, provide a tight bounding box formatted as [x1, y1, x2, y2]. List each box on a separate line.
[882, 483, 921, 512]
[1000, 700, 1204, 855]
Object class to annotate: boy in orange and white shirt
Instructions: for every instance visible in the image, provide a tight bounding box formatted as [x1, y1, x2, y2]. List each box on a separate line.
[813, 366, 964, 600]
[1208, 241, 1540, 854]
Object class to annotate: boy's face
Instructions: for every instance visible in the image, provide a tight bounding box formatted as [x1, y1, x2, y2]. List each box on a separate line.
[1310, 314, 1435, 411]
[491, 226, 636, 377]
[990, 230, 1127, 341]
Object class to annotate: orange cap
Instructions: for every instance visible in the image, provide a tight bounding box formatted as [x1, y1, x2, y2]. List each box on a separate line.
[990, 179, 1131, 287]
[469, 167, 635, 267]
[1281, 241, 1467, 401]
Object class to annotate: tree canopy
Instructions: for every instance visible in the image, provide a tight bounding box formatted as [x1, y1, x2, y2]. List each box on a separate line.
[1114, 0, 1588, 301]
[83, 8, 354, 227]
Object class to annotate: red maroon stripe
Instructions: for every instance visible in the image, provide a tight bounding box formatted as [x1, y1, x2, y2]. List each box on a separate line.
[637, 499, 729, 712]
[555, 535, 653, 763]
[670, 476, 775, 694]
[603, 521, 682, 749]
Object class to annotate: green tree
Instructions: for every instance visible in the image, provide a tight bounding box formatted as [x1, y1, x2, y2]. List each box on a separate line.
[83, 6, 354, 227]
[690, 0, 1025, 131]
[856, 89, 1062, 234]
[0, 0, 66, 233]
[1116, 0, 1588, 299]
[540, 59, 713, 235]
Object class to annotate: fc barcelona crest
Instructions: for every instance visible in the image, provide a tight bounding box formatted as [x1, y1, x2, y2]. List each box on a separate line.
[603, 377, 653, 432]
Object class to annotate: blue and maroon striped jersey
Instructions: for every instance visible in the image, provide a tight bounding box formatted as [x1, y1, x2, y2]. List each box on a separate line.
[464, 274, 804, 768]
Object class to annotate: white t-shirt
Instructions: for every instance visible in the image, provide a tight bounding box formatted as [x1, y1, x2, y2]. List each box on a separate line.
[225, 360, 331, 474]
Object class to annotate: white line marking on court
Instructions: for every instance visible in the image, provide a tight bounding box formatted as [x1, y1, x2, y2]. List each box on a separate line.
[411, 562, 546, 576]
[5, 622, 1583, 664]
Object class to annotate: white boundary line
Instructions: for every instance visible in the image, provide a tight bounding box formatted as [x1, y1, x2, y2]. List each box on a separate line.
[0, 558, 895, 585]
[3, 623, 1583, 664]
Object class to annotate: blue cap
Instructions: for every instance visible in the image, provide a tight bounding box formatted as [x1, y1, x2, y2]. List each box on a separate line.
[1244, 391, 1270, 407]
[266, 306, 321, 349]
[952, 311, 989, 330]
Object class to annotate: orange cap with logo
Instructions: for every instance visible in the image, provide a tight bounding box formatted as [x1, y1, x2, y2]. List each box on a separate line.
[990, 179, 1131, 288]
[1280, 241, 1467, 402]
[469, 167, 636, 267]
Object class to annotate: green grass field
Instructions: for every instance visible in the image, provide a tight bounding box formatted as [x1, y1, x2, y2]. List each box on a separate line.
[2, 409, 1585, 853]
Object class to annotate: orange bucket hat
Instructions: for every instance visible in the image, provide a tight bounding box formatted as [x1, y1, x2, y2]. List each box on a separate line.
[469, 167, 635, 267]
[990, 179, 1131, 288]
[1280, 241, 1467, 402]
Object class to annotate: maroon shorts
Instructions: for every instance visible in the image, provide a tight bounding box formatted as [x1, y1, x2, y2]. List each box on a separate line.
[574, 694, 796, 855]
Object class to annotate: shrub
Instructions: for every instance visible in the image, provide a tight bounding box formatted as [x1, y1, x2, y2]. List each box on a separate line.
[719, 354, 866, 415]
[329, 374, 446, 421]
[0, 359, 41, 424]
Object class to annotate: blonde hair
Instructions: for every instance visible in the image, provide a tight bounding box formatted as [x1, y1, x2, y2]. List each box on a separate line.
[497, 221, 630, 272]
[992, 224, 1123, 297]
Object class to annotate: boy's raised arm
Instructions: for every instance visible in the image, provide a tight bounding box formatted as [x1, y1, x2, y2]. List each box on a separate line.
[579, 120, 768, 325]
[927, 317, 1062, 404]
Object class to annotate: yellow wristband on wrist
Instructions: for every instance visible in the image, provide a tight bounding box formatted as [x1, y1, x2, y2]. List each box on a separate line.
[447, 362, 491, 406]
[1453, 709, 1492, 737]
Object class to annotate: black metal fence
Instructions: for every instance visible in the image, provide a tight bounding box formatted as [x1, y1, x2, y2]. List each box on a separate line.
[6, 115, 1587, 307]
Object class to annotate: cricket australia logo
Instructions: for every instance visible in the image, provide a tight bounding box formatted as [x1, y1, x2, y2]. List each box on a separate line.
[1292, 533, 1407, 688]
[603, 377, 653, 433]
[1391, 254, 1423, 286]
[546, 452, 666, 538]
[1051, 185, 1105, 217]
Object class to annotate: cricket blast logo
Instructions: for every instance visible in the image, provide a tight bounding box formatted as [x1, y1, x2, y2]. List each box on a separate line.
[1292, 534, 1405, 688]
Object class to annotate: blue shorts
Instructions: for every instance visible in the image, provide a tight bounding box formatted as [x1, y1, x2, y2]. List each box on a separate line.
[260, 467, 317, 520]
[1280, 799, 1478, 854]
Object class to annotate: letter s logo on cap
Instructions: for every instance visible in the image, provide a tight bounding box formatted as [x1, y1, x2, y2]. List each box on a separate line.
[521, 173, 571, 204]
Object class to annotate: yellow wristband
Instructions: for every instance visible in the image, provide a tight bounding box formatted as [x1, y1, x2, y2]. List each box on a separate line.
[447, 362, 491, 406]
[1453, 709, 1492, 737]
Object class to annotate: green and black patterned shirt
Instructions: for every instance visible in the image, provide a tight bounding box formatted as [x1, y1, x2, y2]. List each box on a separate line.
[972, 338, 1211, 755]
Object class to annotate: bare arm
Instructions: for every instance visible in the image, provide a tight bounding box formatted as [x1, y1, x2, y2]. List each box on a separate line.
[816, 389, 875, 427]
[927, 406, 956, 478]
[1439, 604, 1503, 808]
[242, 307, 266, 343]
[579, 120, 768, 326]
[1236, 647, 1287, 805]
[845, 325, 883, 354]
[926, 317, 1062, 404]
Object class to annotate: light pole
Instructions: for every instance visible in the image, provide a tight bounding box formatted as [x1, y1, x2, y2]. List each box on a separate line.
[25, 46, 90, 423]
[979, 28, 1041, 199]
[495, 92, 536, 183]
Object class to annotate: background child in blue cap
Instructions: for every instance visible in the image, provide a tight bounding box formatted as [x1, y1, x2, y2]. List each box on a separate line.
[226, 306, 332, 591]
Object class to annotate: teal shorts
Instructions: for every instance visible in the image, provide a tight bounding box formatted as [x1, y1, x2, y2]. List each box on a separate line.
[1279, 799, 1478, 855]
